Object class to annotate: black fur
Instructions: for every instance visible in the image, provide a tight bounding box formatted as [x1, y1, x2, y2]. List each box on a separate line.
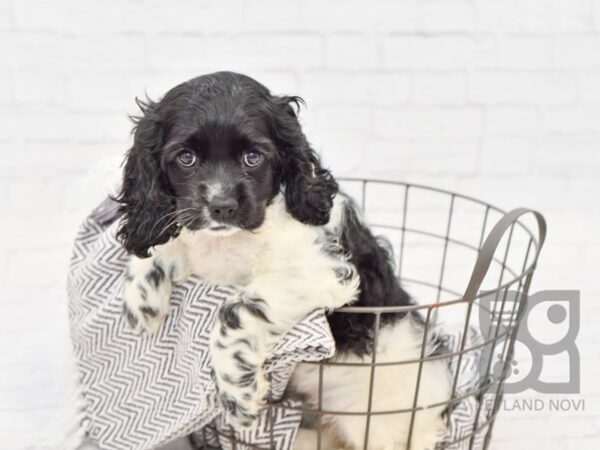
[123, 303, 139, 328]
[139, 305, 159, 318]
[137, 283, 148, 302]
[233, 351, 257, 372]
[327, 201, 413, 356]
[145, 260, 165, 288]
[117, 71, 337, 258]
[269, 96, 338, 226]
[117, 97, 178, 258]
[242, 299, 272, 324]
[219, 301, 243, 330]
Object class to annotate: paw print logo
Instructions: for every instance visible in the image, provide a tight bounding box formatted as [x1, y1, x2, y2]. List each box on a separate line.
[492, 353, 519, 379]
[479, 290, 580, 394]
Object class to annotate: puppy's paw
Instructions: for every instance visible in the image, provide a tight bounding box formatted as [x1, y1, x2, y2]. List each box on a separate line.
[219, 393, 260, 429]
[212, 350, 268, 429]
[219, 383, 267, 430]
[123, 260, 172, 333]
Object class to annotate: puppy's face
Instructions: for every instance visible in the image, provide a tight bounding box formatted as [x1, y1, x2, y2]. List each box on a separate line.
[118, 71, 338, 258]
[162, 114, 279, 237]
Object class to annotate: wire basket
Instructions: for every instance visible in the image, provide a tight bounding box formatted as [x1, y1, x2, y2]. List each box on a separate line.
[193, 178, 546, 450]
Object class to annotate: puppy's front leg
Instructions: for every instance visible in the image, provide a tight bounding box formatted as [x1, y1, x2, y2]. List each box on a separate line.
[123, 239, 188, 333]
[210, 259, 359, 427]
[209, 294, 274, 428]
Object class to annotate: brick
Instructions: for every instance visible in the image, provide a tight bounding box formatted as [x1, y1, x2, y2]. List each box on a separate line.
[469, 71, 578, 105]
[249, 71, 298, 96]
[310, 105, 371, 133]
[66, 70, 147, 112]
[325, 35, 379, 70]
[0, 110, 66, 142]
[147, 35, 323, 71]
[0, 0, 10, 29]
[0, 142, 123, 176]
[476, 0, 554, 33]
[485, 107, 541, 135]
[596, 0, 600, 31]
[498, 37, 554, 69]
[383, 36, 472, 69]
[240, 0, 304, 32]
[537, 133, 600, 176]
[13, 0, 125, 32]
[419, 0, 475, 32]
[65, 112, 133, 142]
[0, 68, 12, 103]
[0, 216, 74, 251]
[5, 248, 70, 288]
[543, 107, 600, 133]
[383, 35, 496, 69]
[566, 179, 600, 212]
[0, 33, 139, 71]
[0, 109, 131, 143]
[366, 73, 413, 105]
[555, 37, 600, 69]
[456, 177, 570, 213]
[315, 130, 369, 175]
[131, 71, 209, 101]
[580, 71, 600, 103]
[13, 69, 67, 106]
[300, 0, 419, 32]
[122, 0, 244, 33]
[480, 136, 536, 175]
[413, 71, 467, 105]
[555, 0, 595, 32]
[6, 179, 66, 218]
[373, 106, 483, 139]
[367, 138, 479, 176]
[63, 35, 146, 70]
[0, 32, 65, 69]
[300, 72, 411, 105]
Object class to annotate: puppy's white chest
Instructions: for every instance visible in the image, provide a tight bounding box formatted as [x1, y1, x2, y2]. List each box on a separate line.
[180, 230, 264, 286]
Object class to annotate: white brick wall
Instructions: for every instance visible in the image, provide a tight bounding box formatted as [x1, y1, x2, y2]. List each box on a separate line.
[1, 1, 599, 449]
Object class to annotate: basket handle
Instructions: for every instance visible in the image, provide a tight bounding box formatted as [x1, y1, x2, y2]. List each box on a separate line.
[462, 208, 547, 304]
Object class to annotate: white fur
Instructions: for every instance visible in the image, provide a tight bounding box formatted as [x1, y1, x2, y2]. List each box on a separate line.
[290, 318, 450, 450]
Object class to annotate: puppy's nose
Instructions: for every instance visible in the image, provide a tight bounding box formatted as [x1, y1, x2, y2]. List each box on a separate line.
[208, 197, 239, 221]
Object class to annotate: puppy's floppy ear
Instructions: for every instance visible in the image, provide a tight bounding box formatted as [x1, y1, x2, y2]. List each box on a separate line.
[271, 96, 338, 226]
[116, 97, 177, 258]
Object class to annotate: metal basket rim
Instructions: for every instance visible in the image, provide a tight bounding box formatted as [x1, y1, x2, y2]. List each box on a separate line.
[334, 177, 544, 312]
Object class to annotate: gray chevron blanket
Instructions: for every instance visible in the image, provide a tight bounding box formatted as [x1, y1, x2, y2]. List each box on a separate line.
[65, 198, 491, 450]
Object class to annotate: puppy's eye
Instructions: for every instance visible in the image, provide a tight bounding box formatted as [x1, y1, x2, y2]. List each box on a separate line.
[177, 151, 196, 167]
[243, 151, 263, 167]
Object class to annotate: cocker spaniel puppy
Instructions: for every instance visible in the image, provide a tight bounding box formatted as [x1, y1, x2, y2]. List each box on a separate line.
[117, 71, 449, 450]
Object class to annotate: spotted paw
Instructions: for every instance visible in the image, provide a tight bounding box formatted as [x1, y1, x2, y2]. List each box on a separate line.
[219, 391, 261, 429]
[215, 367, 270, 429]
[123, 260, 172, 333]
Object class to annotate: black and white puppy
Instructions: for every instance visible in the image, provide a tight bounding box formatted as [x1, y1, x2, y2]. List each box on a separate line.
[117, 72, 449, 450]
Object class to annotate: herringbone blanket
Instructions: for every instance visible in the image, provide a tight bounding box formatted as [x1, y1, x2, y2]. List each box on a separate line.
[66, 198, 491, 450]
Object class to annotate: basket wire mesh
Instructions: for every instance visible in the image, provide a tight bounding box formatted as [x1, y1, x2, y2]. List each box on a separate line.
[193, 178, 546, 450]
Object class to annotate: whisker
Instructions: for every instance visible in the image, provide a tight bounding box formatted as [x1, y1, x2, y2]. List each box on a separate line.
[149, 207, 200, 237]
[153, 215, 184, 240]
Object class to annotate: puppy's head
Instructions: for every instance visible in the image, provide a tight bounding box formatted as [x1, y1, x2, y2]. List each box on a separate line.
[117, 71, 337, 257]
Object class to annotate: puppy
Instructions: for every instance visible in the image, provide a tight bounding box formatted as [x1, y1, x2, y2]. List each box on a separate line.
[117, 72, 449, 449]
